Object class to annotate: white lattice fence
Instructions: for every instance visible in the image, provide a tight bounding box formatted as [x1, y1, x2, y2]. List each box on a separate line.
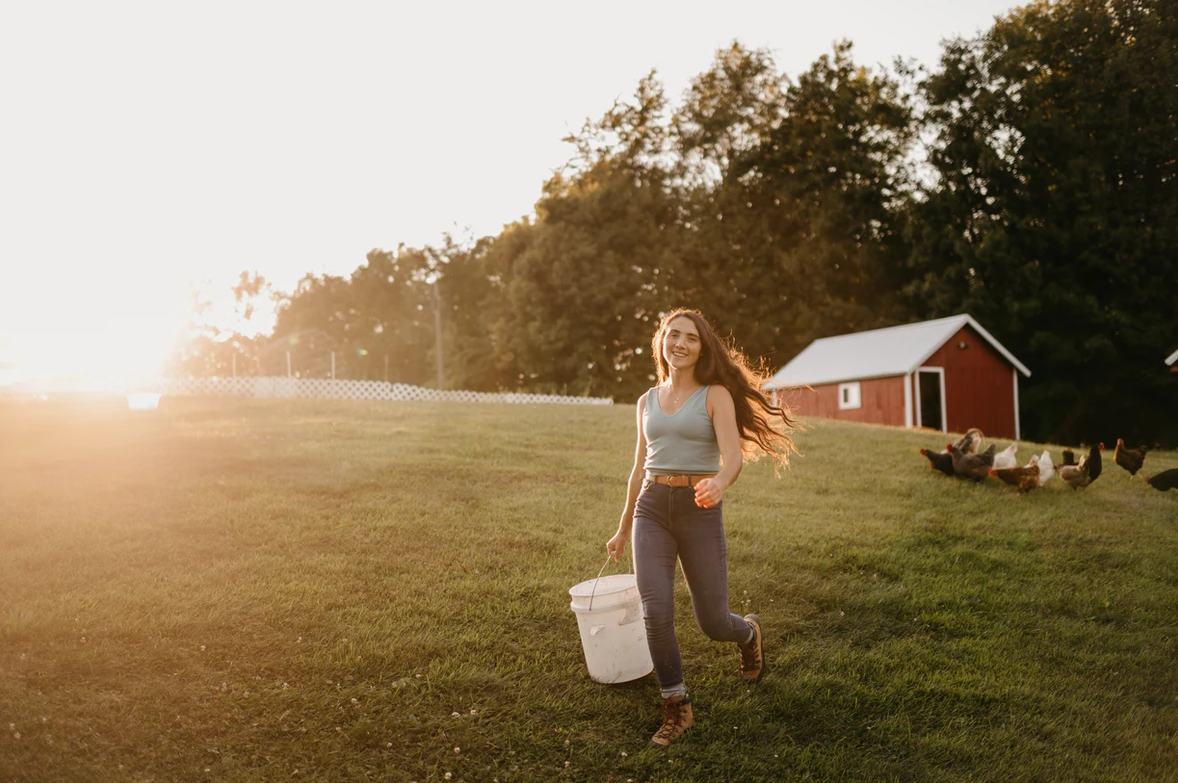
[159, 377, 613, 406]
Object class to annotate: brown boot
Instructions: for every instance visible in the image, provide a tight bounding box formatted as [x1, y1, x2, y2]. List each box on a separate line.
[739, 614, 765, 682]
[649, 694, 693, 747]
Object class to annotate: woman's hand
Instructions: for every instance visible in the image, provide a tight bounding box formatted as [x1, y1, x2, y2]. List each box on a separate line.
[693, 477, 726, 508]
[606, 529, 630, 563]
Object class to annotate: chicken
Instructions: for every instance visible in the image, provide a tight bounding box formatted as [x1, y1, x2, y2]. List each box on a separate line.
[920, 447, 954, 476]
[1059, 456, 1091, 490]
[951, 428, 984, 455]
[1029, 450, 1054, 486]
[1113, 439, 1148, 477]
[950, 443, 996, 482]
[1086, 442, 1105, 482]
[991, 442, 1019, 470]
[1061, 448, 1077, 467]
[990, 462, 1040, 493]
[1144, 468, 1178, 492]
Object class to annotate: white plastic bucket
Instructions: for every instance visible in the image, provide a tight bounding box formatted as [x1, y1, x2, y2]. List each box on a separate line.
[568, 573, 653, 684]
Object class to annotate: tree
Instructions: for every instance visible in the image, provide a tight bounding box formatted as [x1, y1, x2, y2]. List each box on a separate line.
[427, 232, 506, 391]
[673, 42, 786, 187]
[169, 275, 273, 378]
[908, 0, 1178, 445]
[491, 74, 682, 400]
[269, 273, 360, 378]
[346, 247, 435, 384]
[271, 248, 440, 384]
[675, 42, 915, 365]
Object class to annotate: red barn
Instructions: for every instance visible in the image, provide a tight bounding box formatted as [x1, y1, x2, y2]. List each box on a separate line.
[764, 315, 1031, 440]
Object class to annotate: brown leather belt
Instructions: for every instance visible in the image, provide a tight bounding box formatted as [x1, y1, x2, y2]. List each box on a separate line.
[647, 473, 716, 488]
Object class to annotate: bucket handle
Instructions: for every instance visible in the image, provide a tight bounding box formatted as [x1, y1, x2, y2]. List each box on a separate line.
[588, 555, 630, 612]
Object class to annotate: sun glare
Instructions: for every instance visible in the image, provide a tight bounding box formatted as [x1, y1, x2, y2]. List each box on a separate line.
[0, 267, 218, 391]
[6, 328, 176, 389]
[0, 291, 192, 392]
[0, 268, 281, 391]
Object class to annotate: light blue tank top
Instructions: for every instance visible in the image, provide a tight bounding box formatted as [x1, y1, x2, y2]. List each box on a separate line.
[642, 386, 722, 475]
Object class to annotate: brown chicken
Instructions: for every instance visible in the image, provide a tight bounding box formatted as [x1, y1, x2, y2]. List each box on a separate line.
[950, 443, 996, 482]
[1059, 456, 1091, 490]
[920, 447, 955, 476]
[1113, 439, 1148, 477]
[990, 463, 1041, 493]
[1144, 468, 1178, 492]
[951, 428, 984, 455]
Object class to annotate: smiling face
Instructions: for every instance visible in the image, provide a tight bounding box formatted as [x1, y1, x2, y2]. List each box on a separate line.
[661, 315, 702, 377]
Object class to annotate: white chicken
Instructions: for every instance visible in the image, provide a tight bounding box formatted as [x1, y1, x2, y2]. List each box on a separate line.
[991, 442, 1019, 470]
[1025, 449, 1054, 486]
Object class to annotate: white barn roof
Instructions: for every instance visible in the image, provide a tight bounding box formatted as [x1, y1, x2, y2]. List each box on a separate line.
[764, 314, 1031, 390]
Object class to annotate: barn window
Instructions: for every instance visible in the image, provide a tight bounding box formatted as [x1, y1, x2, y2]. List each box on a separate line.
[838, 382, 862, 410]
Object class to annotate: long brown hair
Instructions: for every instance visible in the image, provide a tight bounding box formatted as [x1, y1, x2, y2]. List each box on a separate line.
[652, 308, 800, 470]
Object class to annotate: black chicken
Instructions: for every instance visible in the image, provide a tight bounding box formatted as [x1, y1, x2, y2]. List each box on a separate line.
[1086, 443, 1105, 483]
[920, 447, 954, 476]
[1144, 469, 1178, 492]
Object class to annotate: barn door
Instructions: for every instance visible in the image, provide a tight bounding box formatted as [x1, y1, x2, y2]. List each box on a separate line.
[916, 368, 947, 431]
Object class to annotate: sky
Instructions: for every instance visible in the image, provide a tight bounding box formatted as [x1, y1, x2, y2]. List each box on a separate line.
[0, 0, 1022, 380]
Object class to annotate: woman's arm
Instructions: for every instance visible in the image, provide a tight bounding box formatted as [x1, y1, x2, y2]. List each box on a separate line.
[695, 385, 742, 508]
[607, 395, 648, 563]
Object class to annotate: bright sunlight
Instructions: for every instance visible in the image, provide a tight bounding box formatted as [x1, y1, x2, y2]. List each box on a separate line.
[0, 282, 192, 389]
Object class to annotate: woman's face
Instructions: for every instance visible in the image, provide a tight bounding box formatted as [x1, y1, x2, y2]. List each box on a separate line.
[662, 316, 702, 375]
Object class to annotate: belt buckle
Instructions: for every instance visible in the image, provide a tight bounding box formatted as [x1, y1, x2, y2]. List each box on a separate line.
[669, 475, 690, 488]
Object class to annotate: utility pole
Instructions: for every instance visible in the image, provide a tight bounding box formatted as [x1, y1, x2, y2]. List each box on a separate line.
[432, 278, 444, 389]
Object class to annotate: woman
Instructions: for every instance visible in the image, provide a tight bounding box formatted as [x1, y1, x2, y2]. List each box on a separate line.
[607, 308, 798, 747]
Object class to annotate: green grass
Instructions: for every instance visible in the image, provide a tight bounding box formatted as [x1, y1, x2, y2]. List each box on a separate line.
[1, 397, 1176, 783]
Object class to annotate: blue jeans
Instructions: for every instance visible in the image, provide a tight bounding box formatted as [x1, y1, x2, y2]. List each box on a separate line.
[632, 480, 752, 689]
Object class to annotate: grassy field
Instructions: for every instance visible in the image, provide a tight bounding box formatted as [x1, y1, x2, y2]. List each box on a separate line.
[1, 396, 1176, 783]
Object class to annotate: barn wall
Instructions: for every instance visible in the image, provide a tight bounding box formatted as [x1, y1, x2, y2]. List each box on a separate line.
[778, 375, 906, 427]
[921, 326, 1017, 440]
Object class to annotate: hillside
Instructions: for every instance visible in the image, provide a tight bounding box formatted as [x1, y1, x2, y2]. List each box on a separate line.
[1, 398, 1175, 782]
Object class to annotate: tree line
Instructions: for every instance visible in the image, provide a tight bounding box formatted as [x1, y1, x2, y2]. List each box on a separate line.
[174, 0, 1178, 447]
